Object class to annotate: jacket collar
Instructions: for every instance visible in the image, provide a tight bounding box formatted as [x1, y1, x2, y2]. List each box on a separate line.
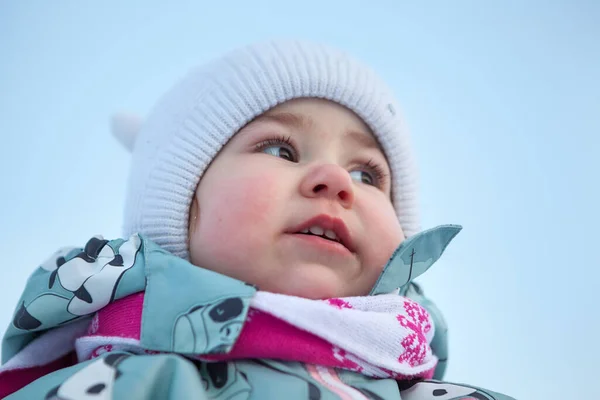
[370, 225, 462, 296]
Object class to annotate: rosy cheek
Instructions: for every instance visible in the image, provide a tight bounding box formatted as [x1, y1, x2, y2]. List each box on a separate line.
[361, 200, 404, 266]
[379, 206, 404, 244]
[199, 172, 283, 252]
[227, 174, 281, 222]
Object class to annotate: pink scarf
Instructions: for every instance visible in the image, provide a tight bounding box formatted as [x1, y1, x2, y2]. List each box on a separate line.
[78, 292, 437, 379]
[0, 291, 437, 397]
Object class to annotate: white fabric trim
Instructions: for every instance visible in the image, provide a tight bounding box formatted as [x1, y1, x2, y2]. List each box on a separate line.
[0, 319, 89, 371]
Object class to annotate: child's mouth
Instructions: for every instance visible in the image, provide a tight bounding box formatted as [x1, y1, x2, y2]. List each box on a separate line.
[298, 229, 342, 244]
[288, 232, 354, 257]
[287, 214, 356, 254]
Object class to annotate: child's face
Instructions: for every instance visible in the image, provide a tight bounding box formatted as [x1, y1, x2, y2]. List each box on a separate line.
[188, 98, 404, 299]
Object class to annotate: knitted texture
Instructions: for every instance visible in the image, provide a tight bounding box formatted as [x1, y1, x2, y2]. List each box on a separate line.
[123, 40, 419, 259]
[82, 292, 436, 379]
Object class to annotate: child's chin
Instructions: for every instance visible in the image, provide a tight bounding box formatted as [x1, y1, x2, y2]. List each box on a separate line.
[252, 261, 366, 299]
[265, 279, 347, 300]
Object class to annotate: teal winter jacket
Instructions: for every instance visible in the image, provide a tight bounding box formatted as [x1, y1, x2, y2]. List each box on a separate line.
[0, 226, 515, 399]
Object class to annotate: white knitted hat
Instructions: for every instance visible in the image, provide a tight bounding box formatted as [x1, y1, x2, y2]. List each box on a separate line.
[114, 40, 419, 259]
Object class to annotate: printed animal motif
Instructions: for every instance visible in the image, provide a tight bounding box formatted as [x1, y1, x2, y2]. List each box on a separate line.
[45, 353, 130, 400]
[173, 297, 246, 354]
[399, 380, 502, 400]
[13, 235, 141, 331]
[197, 361, 252, 400]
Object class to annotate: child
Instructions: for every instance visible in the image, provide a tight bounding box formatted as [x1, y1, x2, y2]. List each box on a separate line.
[0, 40, 515, 399]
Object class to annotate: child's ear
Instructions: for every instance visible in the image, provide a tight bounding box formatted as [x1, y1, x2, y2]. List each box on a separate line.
[188, 194, 200, 236]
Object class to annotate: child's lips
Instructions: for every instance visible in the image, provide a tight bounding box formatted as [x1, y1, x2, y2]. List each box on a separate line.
[287, 214, 355, 253]
[286, 233, 355, 257]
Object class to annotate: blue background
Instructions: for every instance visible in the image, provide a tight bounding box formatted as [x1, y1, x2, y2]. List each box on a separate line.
[1, 2, 598, 398]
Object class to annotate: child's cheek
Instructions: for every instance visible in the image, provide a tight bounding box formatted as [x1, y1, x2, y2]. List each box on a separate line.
[361, 198, 404, 269]
[203, 172, 284, 252]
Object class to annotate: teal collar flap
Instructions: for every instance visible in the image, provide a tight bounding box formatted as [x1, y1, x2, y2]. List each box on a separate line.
[370, 225, 462, 296]
[141, 240, 256, 355]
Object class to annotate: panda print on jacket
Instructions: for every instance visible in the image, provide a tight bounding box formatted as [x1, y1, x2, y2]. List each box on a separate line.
[12, 235, 141, 332]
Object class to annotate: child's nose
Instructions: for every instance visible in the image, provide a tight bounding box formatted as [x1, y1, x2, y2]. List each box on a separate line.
[300, 164, 355, 209]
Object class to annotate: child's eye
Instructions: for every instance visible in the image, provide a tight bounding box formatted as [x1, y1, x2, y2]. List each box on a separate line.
[349, 159, 388, 188]
[262, 145, 295, 161]
[255, 136, 298, 162]
[349, 170, 375, 185]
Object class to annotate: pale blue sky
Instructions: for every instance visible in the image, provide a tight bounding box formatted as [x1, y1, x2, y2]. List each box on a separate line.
[1, 2, 598, 399]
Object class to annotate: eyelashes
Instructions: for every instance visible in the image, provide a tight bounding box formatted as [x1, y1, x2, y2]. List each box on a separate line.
[254, 135, 297, 162]
[254, 135, 389, 189]
[362, 158, 389, 187]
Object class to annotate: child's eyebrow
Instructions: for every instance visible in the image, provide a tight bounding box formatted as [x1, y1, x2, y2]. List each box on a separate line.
[253, 112, 381, 151]
[253, 112, 313, 131]
[343, 130, 381, 151]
